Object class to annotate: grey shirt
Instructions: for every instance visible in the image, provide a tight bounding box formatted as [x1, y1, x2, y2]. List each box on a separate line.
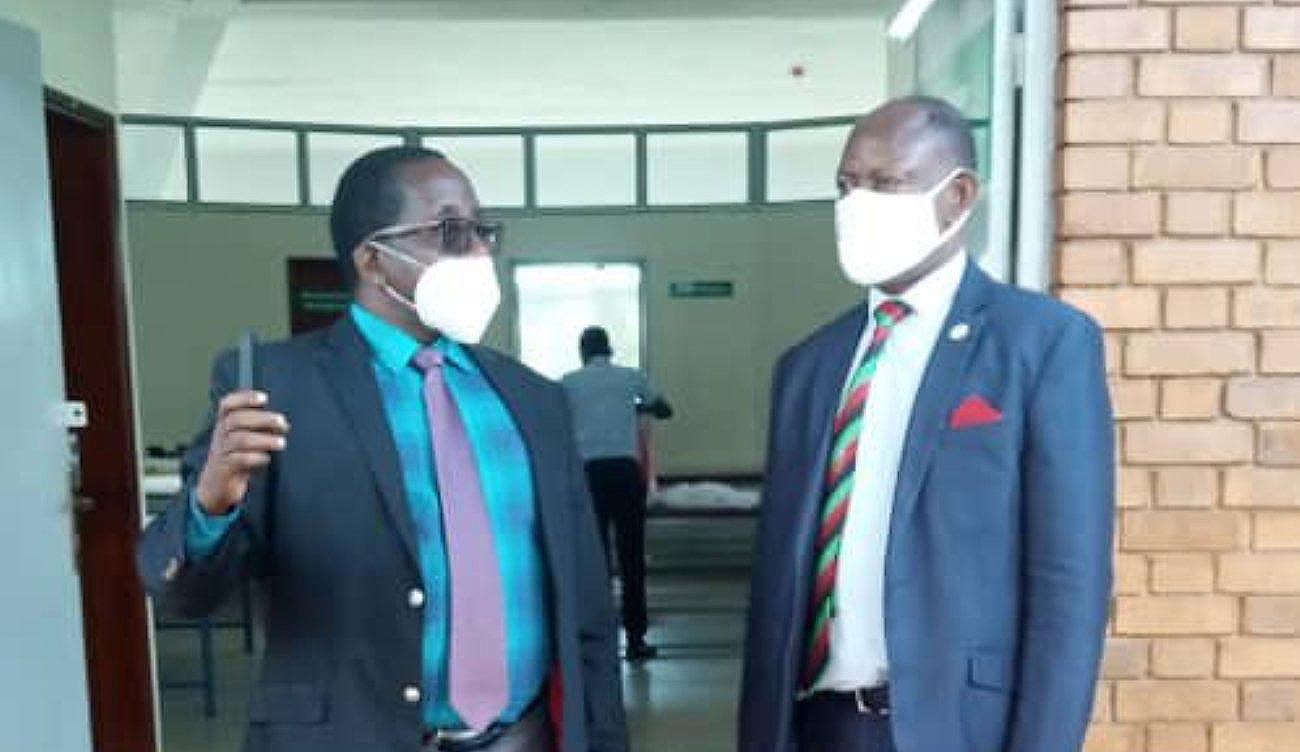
[560, 357, 658, 462]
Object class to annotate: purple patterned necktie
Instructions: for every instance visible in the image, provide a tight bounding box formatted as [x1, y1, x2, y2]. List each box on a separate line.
[413, 347, 508, 731]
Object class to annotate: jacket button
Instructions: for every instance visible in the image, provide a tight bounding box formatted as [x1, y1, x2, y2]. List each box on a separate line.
[403, 685, 421, 704]
[162, 557, 181, 582]
[407, 588, 425, 608]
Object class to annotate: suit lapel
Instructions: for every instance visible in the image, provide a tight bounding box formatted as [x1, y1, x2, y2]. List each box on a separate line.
[316, 317, 420, 570]
[789, 304, 873, 565]
[890, 263, 994, 532]
[465, 347, 567, 577]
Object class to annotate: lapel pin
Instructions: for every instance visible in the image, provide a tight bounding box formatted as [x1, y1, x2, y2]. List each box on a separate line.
[948, 322, 971, 342]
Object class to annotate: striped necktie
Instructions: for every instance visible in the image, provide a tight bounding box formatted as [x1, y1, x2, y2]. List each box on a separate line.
[802, 299, 912, 690]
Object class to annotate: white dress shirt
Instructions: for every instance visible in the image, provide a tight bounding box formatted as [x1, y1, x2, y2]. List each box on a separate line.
[816, 251, 968, 692]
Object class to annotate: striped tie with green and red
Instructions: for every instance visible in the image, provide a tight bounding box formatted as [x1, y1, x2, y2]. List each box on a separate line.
[802, 299, 913, 690]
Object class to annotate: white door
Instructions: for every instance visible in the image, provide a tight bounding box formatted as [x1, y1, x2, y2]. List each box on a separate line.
[0, 21, 94, 752]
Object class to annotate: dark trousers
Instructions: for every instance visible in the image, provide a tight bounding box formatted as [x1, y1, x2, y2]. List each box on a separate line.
[584, 457, 648, 642]
[796, 696, 897, 752]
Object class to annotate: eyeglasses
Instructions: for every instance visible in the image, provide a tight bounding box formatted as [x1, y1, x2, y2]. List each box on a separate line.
[369, 218, 503, 256]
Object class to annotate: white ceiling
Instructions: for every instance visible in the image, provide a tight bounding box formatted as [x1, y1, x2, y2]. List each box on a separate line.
[115, 0, 895, 125]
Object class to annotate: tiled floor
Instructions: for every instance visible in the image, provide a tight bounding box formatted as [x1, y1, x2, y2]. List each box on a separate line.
[155, 515, 755, 752]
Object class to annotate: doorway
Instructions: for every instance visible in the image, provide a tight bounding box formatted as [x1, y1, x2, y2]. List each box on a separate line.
[46, 91, 156, 752]
[511, 261, 646, 380]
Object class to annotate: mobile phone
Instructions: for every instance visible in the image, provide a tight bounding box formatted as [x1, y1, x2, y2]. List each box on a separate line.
[237, 329, 258, 393]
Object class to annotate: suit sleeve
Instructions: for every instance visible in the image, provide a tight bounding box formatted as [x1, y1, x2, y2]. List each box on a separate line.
[136, 348, 273, 619]
[562, 395, 629, 752]
[738, 350, 796, 752]
[1007, 315, 1115, 752]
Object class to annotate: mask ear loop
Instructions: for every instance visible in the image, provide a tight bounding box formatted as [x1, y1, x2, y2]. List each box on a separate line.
[929, 167, 978, 246]
[369, 240, 427, 312]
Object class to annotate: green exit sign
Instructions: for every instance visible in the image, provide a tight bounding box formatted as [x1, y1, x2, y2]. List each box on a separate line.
[670, 281, 734, 299]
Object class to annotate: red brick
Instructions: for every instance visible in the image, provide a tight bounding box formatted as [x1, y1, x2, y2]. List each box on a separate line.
[1212, 723, 1300, 752]
[1068, 9, 1171, 52]
[1111, 378, 1159, 419]
[1063, 288, 1161, 330]
[1104, 638, 1152, 680]
[1064, 147, 1131, 190]
[1059, 240, 1128, 285]
[1165, 287, 1229, 330]
[1235, 287, 1300, 327]
[1132, 240, 1260, 284]
[1261, 423, 1300, 466]
[1243, 681, 1300, 722]
[1123, 510, 1245, 551]
[1266, 148, 1300, 190]
[1151, 554, 1216, 594]
[1115, 680, 1238, 721]
[1063, 193, 1163, 237]
[1155, 466, 1219, 508]
[1221, 638, 1300, 678]
[1244, 8, 1300, 51]
[1149, 723, 1208, 752]
[1256, 512, 1300, 550]
[1246, 597, 1300, 636]
[1140, 55, 1268, 97]
[1275, 56, 1300, 97]
[1168, 100, 1233, 144]
[1176, 7, 1239, 52]
[1225, 468, 1300, 509]
[1133, 146, 1258, 189]
[1162, 379, 1222, 420]
[1220, 553, 1300, 594]
[1262, 331, 1300, 374]
[1115, 596, 1238, 635]
[1165, 192, 1231, 237]
[1125, 333, 1255, 376]
[1227, 378, 1300, 420]
[1066, 56, 1135, 100]
[1126, 421, 1253, 464]
[1152, 638, 1216, 678]
[1066, 101, 1167, 144]
[1240, 101, 1300, 144]
[1266, 242, 1300, 284]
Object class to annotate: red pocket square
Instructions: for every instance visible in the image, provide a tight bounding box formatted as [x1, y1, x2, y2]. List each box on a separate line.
[950, 395, 1003, 429]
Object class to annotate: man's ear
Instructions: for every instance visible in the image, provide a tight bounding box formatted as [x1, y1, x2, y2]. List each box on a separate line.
[353, 241, 379, 284]
[955, 170, 981, 213]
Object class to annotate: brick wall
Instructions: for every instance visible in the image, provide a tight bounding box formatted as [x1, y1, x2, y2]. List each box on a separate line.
[1059, 2, 1300, 750]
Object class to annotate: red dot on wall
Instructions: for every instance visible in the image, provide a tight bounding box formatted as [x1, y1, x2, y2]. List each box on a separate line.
[790, 64, 806, 78]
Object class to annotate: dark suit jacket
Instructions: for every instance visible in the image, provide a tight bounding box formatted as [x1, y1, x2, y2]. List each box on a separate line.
[739, 263, 1115, 752]
[138, 317, 627, 752]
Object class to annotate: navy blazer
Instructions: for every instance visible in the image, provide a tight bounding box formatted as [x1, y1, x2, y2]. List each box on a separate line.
[138, 317, 627, 752]
[739, 263, 1114, 752]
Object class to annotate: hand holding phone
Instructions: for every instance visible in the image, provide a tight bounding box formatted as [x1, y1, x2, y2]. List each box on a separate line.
[195, 331, 289, 515]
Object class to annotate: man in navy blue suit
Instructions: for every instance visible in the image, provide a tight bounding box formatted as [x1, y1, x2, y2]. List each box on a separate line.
[738, 97, 1114, 752]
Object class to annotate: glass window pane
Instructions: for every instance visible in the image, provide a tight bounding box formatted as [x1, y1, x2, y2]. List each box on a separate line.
[120, 125, 186, 201]
[309, 133, 403, 207]
[647, 132, 747, 206]
[426, 136, 525, 208]
[514, 263, 642, 380]
[196, 128, 297, 204]
[535, 135, 635, 207]
[765, 124, 852, 202]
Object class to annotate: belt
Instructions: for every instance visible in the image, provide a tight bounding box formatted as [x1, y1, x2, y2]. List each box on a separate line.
[803, 684, 891, 718]
[422, 699, 544, 752]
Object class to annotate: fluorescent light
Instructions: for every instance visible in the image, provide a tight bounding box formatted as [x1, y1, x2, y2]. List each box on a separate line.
[887, 0, 941, 41]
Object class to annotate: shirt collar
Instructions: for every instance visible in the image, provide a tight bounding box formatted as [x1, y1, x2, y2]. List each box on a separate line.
[869, 251, 968, 321]
[349, 304, 475, 373]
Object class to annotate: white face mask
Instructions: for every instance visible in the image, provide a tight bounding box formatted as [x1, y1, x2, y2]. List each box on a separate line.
[834, 168, 973, 287]
[373, 245, 501, 344]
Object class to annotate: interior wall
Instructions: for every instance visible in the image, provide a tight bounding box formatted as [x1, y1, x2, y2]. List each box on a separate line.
[0, 0, 117, 111]
[126, 202, 859, 476]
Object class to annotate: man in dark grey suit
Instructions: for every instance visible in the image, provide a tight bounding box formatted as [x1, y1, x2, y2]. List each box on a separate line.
[138, 146, 627, 752]
[739, 97, 1114, 751]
